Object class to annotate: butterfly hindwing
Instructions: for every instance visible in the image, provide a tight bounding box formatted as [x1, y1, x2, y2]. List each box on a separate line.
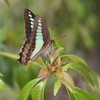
[17, 9, 52, 66]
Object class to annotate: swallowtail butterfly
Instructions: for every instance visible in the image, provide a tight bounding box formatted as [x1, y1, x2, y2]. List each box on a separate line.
[17, 9, 54, 66]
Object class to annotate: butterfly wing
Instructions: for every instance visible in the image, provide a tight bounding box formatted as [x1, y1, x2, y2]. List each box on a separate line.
[17, 9, 51, 66]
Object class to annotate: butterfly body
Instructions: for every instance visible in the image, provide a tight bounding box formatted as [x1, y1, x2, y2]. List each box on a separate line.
[17, 9, 54, 66]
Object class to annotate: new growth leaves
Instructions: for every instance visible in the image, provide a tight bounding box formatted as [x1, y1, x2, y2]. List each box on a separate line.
[19, 48, 96, 100]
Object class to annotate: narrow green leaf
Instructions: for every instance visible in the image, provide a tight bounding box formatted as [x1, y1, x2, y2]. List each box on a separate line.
[61, 55, 87, 66]
[31, 81, 46, 100]
[31, 62, 45, 69]
[0, 79, 6, 90]
[65, 62, 94, 86]
[0, 51, 18, 59]
[54, 80, 61, 96]
[19, 78, 40, 100]
[67, 87, 95, 100]
[24, 61, 45, 70]
[0, 51, 45, 69]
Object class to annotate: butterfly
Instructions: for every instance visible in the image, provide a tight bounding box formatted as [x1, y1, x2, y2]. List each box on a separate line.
[17, 9, 54, 66]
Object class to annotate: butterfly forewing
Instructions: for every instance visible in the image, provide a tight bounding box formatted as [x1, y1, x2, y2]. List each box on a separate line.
[17, 9, 51, 66]
[24, 9, 35, 41]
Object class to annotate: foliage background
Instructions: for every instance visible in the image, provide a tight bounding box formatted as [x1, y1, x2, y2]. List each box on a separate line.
[0, 0, 100, 100]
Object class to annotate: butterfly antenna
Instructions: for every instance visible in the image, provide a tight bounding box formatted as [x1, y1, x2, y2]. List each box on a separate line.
[54, 35, 67, 40]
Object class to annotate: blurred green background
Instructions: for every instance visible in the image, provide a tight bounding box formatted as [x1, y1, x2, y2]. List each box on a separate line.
[0, 0, 100, 100]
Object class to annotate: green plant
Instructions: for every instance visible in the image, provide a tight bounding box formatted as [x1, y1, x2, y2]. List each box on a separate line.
[0, 45, 99, 100]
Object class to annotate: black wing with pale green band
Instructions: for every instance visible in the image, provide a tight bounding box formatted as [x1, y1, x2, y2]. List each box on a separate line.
[17, 9, 54, 66]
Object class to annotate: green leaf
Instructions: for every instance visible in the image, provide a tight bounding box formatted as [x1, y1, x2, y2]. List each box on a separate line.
[24, 62, 34, 71]
[86, 69, 100, 100]
[31, 81, 46, 100]
[56, 72, 75, 88]
[0, 79, 6, 90]
[67, 87, 95, 100]
[67, 87, 76, 100]
[24, 57, 46, 70]
[24, 61, 45, 70]
[65, 62, 94, 86]
[54, 80, 61, 96]
[0, 73, 6, 90]
[61, 55, 87, 66]
[18, 78, 40, 100]
[0, 51, 18, 60]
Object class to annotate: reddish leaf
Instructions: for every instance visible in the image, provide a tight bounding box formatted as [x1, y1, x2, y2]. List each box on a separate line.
[38, 68, 48, 77]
